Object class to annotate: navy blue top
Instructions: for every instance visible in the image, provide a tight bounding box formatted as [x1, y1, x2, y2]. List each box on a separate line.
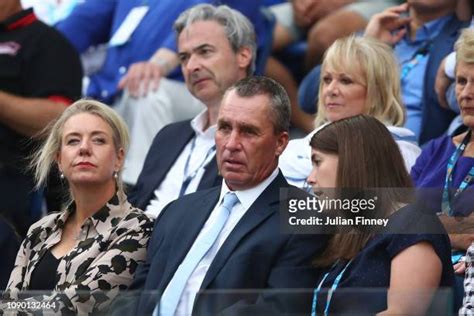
[411, 134, 474, 216]
[312, 205, 454, 315]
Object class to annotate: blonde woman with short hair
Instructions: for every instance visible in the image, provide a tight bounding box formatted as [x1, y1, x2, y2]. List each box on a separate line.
[2, 99, 154, 314]
[280, 35, 420, 189]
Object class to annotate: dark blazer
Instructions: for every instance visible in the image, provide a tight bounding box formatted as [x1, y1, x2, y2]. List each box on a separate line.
[119, 171, 328, 315]
[419, 14, 469, 145]
[129, 120, 222, 210]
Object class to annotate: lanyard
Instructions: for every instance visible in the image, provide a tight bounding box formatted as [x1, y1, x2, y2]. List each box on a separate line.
[311, 259, 352, 316]
[179, 137, 216, 197]
[400, 42, 431, 81]
[441, 130, 474, 215]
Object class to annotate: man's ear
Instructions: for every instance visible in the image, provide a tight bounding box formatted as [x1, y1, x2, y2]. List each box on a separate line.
[236, 46, 252, 71]
[275, 131, 289, 157]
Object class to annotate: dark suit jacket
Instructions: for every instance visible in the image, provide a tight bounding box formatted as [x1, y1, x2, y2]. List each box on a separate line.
[118, 171, 328, 315]
[419, 14, 469, 145]
[129, 120, 222, 210]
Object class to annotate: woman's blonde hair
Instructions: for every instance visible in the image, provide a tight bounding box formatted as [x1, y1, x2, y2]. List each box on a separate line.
[315, 35, 405, 128]
[30, 99, 130, 200]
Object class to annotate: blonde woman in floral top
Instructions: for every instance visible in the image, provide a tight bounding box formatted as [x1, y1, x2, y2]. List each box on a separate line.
[2, 99, 154, 314]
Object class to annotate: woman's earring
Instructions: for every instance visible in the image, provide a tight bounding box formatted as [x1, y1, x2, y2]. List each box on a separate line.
[113, 171, 118, 179]
[60, 172, 64, 179]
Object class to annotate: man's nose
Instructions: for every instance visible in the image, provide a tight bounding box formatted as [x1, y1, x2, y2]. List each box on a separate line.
[186, 54, 201, 73]
[225, 131, 242, 151]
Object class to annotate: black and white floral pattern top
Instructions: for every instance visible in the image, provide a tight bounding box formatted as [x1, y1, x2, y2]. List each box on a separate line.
[2, 194, 154, 315]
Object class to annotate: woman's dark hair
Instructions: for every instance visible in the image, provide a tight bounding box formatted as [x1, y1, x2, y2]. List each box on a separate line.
[310, 115, 413, 266]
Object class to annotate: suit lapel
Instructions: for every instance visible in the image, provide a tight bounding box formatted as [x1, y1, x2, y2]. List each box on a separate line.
[197, 157, 221, 190]
[143, 123, 195, 205]
[161, 188, 220, 289]
[200, 172, 288, 290]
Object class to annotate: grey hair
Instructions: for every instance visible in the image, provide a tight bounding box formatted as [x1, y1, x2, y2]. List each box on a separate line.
[225, 76, 291, 133]
[30, 99, 130, 201]
[174, 3, 256, 75]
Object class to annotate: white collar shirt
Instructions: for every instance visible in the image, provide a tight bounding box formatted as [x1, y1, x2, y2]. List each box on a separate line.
[145, 109, 216, 218]
[172, 167, 280, 315]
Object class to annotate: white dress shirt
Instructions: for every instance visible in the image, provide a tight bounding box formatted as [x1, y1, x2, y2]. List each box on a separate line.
[146, 110, 216, 217]
[279, 124, 421, 189]
[170, 168, 279, 315]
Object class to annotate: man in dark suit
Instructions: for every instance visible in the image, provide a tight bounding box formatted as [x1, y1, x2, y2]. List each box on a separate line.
[117, 76, 328, 315]
[128, 4, 255, 216]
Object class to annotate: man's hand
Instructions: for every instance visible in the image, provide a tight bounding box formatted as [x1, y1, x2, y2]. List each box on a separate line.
[117, 48, 179, 98]
[364, 3, 411, 46]
[118, 61, 164, 98]
[293, 0, 320, 28]
[435, 57, 452, 109]
[293, 0, 354, 29]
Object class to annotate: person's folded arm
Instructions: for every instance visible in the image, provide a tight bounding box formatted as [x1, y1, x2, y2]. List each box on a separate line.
[221, 234, 328, 315]
[0, 91, 68, 137]
[378, 242, 442, 316]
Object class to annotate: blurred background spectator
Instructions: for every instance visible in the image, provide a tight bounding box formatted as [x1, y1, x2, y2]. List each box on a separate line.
[55, 0, 272, 186]
[263, 0, 403, 133]
[0, 214, 20, 290]
[0, 0, 82, 237]
[20, 0, 83, 25]
[298, 0, 468, 145]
